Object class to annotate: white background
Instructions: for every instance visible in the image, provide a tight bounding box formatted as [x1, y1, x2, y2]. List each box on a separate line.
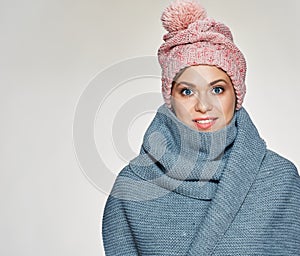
[1, 0, 300, 255]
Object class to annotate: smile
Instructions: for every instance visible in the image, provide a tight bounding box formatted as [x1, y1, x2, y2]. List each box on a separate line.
[193, 118, 217, 130]
[196, 119, 214, 124]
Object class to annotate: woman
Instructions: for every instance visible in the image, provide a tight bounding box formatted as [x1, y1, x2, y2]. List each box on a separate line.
[102, 1, 300, 255]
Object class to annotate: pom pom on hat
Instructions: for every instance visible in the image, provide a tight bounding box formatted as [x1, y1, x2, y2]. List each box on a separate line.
[161, 0, 207, 32]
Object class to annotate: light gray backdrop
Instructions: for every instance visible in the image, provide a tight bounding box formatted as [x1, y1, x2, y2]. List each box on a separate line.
[1, 0, 299, 255]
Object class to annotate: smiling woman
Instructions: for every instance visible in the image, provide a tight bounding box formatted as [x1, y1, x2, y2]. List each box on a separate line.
[102, 1, 300, 255]
[171, 65, 236, 132]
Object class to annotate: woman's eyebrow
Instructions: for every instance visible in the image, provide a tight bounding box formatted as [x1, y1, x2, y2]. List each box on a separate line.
[176, 79, 228, 87]
[175, 81, 197, 88]
[209, 79, 228, 86]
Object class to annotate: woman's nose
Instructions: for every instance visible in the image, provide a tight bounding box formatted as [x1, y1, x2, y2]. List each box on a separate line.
[194, 95, 213, 113]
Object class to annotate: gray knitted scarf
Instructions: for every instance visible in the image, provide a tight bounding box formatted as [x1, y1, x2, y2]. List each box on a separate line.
[113, 103, 266, 204]
[129, 104, 238, 200]
[126, 104, 267, 253]
[126, 104, 267, 201]
[104, 105, 300, 255]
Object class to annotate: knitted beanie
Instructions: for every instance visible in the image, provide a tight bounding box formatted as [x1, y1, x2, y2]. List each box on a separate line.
[158, 0, 247, 110]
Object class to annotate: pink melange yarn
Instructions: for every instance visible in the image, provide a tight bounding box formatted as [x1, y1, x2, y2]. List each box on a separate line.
[158, 0, 247, 110]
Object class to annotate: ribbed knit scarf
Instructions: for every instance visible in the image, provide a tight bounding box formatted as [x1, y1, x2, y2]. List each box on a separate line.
[113, 104, 266, 204]
[129, 104, 237, 200]
[104, 104, 300, 255]
[126, 104, 267, 254]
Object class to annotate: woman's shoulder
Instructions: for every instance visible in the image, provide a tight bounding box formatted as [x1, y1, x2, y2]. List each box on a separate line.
[117, 164, 137, 179]
[111, 164, 143, 193]
[249, 150, 300, 214]
[259, 149, 300, 186]
[263, 150, 298, 173]
[108, 165, 143, 202]
[110, 164, 169, 202]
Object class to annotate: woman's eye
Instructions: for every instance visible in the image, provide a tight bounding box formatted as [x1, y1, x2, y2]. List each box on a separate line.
[181, 88, 193, 96]
[212, 87, 224, 95]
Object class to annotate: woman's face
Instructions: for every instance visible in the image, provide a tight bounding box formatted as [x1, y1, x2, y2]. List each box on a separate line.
[171, 65, 236, 132]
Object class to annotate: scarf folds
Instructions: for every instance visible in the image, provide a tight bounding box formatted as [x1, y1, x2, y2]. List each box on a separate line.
[111, 103, 267, 202]
[125, 104, 268, 254]
[128, 104, 238, 200]
[103, 104, 300, 255]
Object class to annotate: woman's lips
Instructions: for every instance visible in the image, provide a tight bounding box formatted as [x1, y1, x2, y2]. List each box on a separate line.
[193, 117, 217, 130]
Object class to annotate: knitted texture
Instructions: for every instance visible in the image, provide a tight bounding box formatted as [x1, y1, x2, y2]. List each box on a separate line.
[158, 0, 247, 109]
[130, 106, 236, 182]
[102, 106, 300, 255]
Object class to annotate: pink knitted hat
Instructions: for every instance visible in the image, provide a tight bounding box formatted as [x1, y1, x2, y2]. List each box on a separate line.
[158, 0, 247, 110]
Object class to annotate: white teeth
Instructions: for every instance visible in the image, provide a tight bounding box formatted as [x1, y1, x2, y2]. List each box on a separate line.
[196, 119, 213, 124]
